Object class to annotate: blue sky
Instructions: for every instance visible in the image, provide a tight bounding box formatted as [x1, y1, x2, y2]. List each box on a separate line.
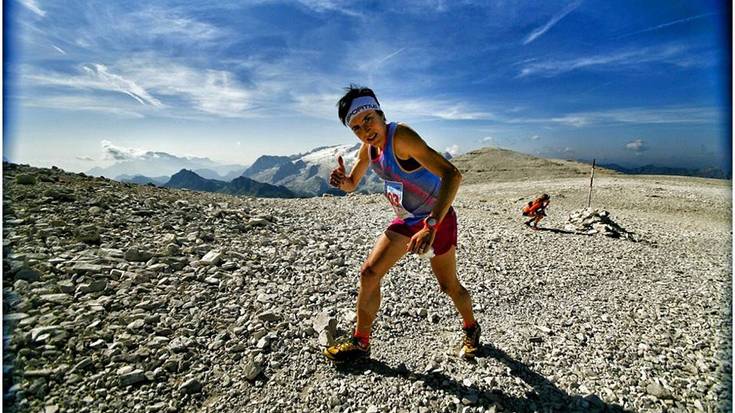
[4, 0, 731, 173]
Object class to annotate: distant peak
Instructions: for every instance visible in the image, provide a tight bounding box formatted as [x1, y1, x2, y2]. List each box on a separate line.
[171, 169, 204, 179]
[174, 168, 196, 174]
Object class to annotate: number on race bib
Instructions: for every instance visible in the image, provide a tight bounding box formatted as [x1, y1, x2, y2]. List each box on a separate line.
[384, 180, 414, 220]
[387, 192, 401, 207]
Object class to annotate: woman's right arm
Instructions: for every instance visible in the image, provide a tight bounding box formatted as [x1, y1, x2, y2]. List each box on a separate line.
[342, 143, 370, 192]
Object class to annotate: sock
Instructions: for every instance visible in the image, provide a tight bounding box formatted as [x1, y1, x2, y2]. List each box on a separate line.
[463, 320, 477, 330]
[353, 330, 370, 347]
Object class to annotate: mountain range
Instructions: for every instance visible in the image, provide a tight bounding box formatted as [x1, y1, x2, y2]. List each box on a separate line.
[87, 145, 729, 199]
[240, 144, 458, 196]
[117, 174, 170, 186]
[86, 151, 247, 183]
[164, 169, 296, 198]
[597, 163, 731, 180]
[240, 144, 383, 196]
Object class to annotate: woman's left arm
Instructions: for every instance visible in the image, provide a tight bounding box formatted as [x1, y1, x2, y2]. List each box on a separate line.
[394, 125, 462, 223]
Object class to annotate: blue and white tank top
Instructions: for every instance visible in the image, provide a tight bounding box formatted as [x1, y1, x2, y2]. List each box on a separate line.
[370, 122, 441, 226]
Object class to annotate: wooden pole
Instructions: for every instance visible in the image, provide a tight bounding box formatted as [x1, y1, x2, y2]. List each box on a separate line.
[587, 159, 596, 208]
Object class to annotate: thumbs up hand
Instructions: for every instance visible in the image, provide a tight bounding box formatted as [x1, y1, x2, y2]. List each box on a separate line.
[329, 155, 347, 189]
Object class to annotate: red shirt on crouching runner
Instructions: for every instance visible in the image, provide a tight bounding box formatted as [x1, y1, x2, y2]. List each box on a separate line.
[324, 85, 481, 362]
[523, 194, 550, 230]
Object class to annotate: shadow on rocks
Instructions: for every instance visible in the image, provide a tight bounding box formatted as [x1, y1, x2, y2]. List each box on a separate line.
[535, 226, 654, 245]
[534, 227, 588, 236]
[334, 343, 630, 413]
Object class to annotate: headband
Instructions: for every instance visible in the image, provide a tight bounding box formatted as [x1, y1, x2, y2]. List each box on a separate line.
[345, 96, 381, 126]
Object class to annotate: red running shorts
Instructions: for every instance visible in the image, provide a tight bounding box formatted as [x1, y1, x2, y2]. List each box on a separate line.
[386, 207, 458, 256]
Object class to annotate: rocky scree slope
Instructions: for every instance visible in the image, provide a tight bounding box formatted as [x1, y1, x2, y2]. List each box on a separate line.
[2, 163, 731, 413]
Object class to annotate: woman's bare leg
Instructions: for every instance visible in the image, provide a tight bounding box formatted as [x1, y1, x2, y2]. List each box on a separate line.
[355, 230, 410, 335]
[430, 246, 475, 324]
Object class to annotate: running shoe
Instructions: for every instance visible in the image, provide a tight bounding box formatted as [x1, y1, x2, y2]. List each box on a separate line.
[323, 337, 370, 362]
[461, 322, 481, 359]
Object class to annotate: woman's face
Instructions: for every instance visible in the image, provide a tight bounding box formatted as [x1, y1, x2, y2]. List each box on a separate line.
[348, 109, 387, 148]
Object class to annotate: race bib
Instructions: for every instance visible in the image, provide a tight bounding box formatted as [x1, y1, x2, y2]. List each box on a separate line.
[384, 180, 414, 220]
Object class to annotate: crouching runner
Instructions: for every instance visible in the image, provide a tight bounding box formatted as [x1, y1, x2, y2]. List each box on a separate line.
[522, 194, 550, 230]
[323, 85, 480, 362]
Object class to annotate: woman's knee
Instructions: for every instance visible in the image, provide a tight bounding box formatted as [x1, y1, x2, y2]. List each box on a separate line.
[359, 263, 382, 286]
[438, 280, 466, 297]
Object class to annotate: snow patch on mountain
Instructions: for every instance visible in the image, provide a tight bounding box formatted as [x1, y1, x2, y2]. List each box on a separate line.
[243, 143, 383, 196]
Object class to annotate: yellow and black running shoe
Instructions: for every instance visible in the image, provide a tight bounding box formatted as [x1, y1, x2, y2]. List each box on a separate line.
[461, 322, 481, 359]
[323, 337, 370, 362]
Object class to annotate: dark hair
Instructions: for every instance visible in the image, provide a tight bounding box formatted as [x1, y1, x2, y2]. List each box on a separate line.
[337, 84, 383, 126]
[542, 194, 550, 200]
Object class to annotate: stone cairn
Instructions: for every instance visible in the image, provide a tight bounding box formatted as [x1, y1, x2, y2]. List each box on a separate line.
[564, 208, 639, 241]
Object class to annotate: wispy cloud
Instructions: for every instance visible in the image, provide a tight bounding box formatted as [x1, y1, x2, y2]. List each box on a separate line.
[560, 106, 718, 126]
[375, 48, 406, 65]
[523, 0, 582, 45]
[19, 0, 46, 17]
[99, 140, 214, 163]
[625, 138, 648, 153]
[51, 45, 66, 55]
[616, 13, 715, 39]
[124, 60, 256, 117]
[390, 98, 495, 121]
[22, 95, 146, 118]
[75, 156, 95, 161]
[517, 44, 687, 78]
[433, 106, 494, 120]
[295, 0, 363, 18]
[530, 134, 540, 140]
[505, 106, 719, 127]
[481, 136, 494, 142]
[27, 64, 163, 107]
[291, 93, 495, 122]
[292, 92, 342, 120]
[122, 7, 228, 42]
[549, 115, 590, 127]
[101, 140, 149, 161]
[84, 64, 163, 107]
[25, 58, 264, 118]
[31, 5, 231, 57]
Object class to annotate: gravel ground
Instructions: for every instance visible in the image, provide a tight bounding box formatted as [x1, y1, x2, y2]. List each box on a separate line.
[3, 164, 731, 413]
